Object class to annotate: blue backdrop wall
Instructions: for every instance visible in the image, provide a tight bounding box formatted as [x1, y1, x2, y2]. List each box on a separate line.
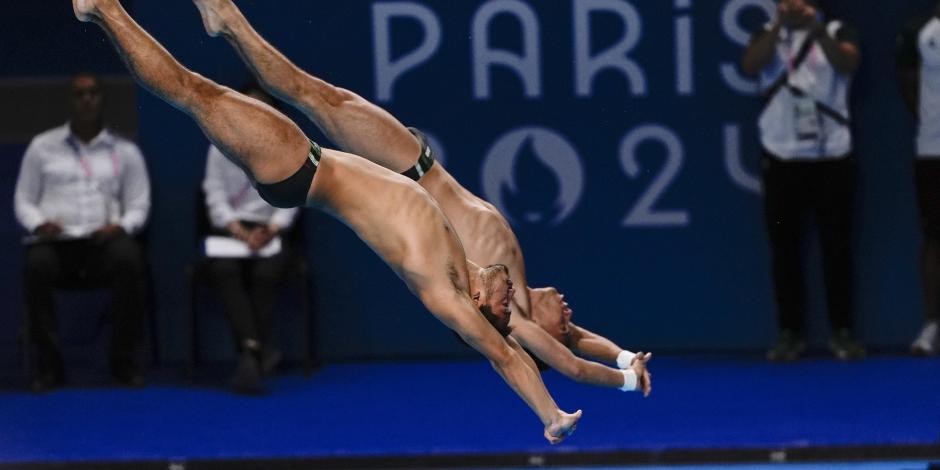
[1, 0, 934, 363]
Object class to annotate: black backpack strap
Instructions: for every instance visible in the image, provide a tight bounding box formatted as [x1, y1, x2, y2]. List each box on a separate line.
[762, 31, 818, 104]
[759, 29, 850, 127]
[816, 102, 849, 126]
[784, 84, 850, 126]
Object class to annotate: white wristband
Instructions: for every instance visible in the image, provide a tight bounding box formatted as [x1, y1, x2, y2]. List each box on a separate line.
[616, 350, 636, 369]
[619, 369, 638, 392]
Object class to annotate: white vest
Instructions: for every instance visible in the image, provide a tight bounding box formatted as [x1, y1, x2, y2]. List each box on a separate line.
[758, 21, 854, 160]
[917, 17, 940, 158]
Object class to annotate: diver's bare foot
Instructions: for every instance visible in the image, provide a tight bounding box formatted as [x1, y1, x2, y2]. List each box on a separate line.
[192, 0, 233, 37]
[73, 0, 99, 22]
[544, 409, 582, 445]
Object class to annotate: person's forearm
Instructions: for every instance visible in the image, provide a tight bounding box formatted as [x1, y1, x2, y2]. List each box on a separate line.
[205, 190, 236, 231]
[14, 149, 47, 232]
[512, 319, 627, 388]
[741, 23, 781, 76]
[571, 357, 633, 388]
[270, 208, 297, 230]
[571, 324, 628, 364]
[458, 310, 562, 427]
[489, 346, 560, 426]
[119, 208, 148, 235]
[203, 160, 237, 229]
[516, 341, 542, 374]
[120, 177, 150, 235]
[14, 200, 47, 233]
[815, 30, 859, 74]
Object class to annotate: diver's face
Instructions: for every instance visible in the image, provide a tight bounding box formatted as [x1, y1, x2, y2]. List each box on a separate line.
[478, 265, 514, 336]
[531, 287, 573, 346]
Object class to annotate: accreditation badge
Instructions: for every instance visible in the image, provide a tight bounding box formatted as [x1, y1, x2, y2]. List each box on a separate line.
[793, 95, 821, 142]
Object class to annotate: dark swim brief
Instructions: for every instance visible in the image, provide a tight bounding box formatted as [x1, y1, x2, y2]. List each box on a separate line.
[401, 127, 436, 181]
[255, 141, 321, 209]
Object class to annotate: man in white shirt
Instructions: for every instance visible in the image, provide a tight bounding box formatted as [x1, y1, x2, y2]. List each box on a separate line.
[741, 0, 865, 361]
[202, 84, 299, 393]
[898, 1, 940, 356]
[14, 73, 151, 390]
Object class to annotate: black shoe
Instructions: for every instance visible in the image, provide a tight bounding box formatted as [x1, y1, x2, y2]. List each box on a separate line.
[232, 350, 263, 395]
[767, 330, 806, 362]
[911, 321, 938, 356]
[829, 329, 866, 361]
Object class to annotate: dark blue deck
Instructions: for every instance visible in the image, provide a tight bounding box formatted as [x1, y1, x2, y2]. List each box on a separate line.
[0, 355, 937, 465]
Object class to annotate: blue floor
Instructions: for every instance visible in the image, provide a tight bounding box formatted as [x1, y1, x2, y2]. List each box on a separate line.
[0, 355, 938, 464]
[477, 464, 936, 470]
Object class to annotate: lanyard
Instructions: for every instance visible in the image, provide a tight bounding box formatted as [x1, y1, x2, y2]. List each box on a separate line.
[67, 136, 120, 181]
[783, 30, 812, 76]
[780, 11, 825, 75]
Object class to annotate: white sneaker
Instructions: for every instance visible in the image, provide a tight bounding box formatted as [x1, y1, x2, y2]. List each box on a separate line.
[911, 321, 938, 356]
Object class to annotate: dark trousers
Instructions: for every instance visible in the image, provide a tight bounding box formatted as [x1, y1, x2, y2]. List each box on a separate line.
[915, 159, 940, 322]
[206, 252, 291, 349]
[23, 235, 146, 373]
[762, 152, 855, 334]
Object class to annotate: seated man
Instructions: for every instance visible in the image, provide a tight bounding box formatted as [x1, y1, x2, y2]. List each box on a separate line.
[202, 83, 299, 393]
[14, 72, 151, 390]
[74, 0, 580, 443]
[191, 0, 651, 394]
